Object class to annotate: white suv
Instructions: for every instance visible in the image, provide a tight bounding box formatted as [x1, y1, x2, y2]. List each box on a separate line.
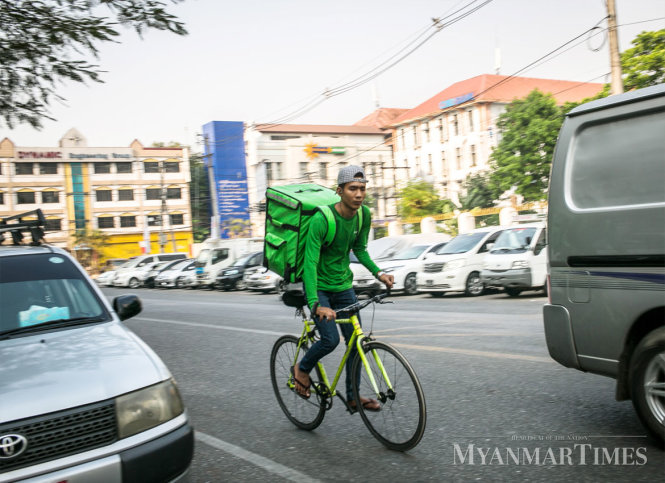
[0, 211, 193, 482]
[416, 226, 505, 297]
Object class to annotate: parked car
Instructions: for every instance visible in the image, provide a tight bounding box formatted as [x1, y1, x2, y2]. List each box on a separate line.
[143, 259, 183, 288]
[113, 260, 163, 288]
[352, 234, 450, 296]
[0, 211, 193, 482]
[416, 227, 506, 297]
[543, 84, 665, 443]
[155, 259, 198, 288]
[481, 222, 547, 297]
[215, 251, 263, 290]
[95, 269, 119, 286]
[244, 266, 283, 293]
[377, 240, 449, 295]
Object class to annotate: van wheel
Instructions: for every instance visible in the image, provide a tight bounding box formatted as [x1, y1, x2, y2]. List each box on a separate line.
[404, 273, 418, 296]
[630, 327, 665, 444]
[465, 272, 484, 296]
[505, 287, 522, 297]
[128, 278, 140, 289]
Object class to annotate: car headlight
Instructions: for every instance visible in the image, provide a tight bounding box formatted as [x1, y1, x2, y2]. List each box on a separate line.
[382, 266, 404, 274]
[443, 259, 465, 271]
[116, 379, 184, 439]
[511, 260, 529, 269]
[226, 269, 239, 275]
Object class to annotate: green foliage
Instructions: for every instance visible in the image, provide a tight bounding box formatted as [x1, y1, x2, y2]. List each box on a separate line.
[0, 0, 187, 129]
[72, 228, 109, 271]
[488, 89, 564, 202]
[621, 29, 665, 90]
[459, 173, 495, 210]
[396, 180, 453, 218]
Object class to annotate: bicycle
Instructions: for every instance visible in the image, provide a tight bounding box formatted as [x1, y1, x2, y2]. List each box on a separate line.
[270, 291, 426, 451]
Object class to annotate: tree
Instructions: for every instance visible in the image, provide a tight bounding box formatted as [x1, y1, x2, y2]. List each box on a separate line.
[459, 173, 495, 210]
[0, 0, 187, 129]
[488, 89, 564, 202]
[72, 228, 109, 272]
[621, 29, 665, 90]
[397, 180, 454, 218]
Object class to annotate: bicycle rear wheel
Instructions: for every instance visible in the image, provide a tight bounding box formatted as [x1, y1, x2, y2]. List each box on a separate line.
[351, 341, 426, 451]
[270, 335, 325, 430]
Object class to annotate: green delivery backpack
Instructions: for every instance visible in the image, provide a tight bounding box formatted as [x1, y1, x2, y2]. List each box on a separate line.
[264, 183, 365, 284]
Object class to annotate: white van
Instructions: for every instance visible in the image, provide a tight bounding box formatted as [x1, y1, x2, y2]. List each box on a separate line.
[194, 237, 264, 288]
[416, 226, 506, 297]
[481, 222, 547, 296]
[543, 84, 665, 443]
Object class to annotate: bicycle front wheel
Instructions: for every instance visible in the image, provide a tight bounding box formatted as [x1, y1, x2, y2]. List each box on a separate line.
[270, 335, 325, 431]
[351, 341, 426, 451]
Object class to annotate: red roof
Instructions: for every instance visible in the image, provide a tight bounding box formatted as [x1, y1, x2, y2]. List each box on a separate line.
[390, 74, 603, 125]
[354, 108, 409, 129]
[254, 124, 384, 135]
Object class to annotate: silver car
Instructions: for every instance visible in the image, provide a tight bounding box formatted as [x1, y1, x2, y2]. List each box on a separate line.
[155, 259, 198, 288]
[244, 266, 283, 292]
[0, 212, 193, 482]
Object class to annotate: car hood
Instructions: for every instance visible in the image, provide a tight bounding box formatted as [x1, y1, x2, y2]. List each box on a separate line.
[0, 322, 170, 422]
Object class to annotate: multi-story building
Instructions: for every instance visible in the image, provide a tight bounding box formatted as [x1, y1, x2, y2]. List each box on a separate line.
[244, 121, 399, 236]
[0, 128, 192, 260]
[388, 74, 604, 204]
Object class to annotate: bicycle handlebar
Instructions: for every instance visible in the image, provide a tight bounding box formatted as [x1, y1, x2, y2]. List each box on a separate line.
[334, 291, 391, 316]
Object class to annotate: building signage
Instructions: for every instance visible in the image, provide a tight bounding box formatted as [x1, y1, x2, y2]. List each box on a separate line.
[439, 92, 474, 109]
[18, 151, 62, 159]
[17, 151, 132, 160]
[304, 143, 346, 159]
[68, 153, 132, 159]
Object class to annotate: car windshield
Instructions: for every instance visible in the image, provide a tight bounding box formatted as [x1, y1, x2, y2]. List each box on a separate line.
[160, 259, 184, 272]
[392, 245, 429, 260]
[491, 227, 538, 253]
[437, 232, 488, 254]
[232, 254, 253, 267]
[0, 253, 110, 335]
[195, 249, 210, 267]
[350, 237, 404, 263]
[169, 259, 191, 271]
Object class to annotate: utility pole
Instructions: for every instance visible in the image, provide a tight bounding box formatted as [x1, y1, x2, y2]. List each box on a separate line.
[202, 134, 221, 238]
[607, 0, 624, 95]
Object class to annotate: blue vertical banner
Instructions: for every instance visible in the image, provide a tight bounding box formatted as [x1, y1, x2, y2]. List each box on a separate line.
[202, 121, 250, 239]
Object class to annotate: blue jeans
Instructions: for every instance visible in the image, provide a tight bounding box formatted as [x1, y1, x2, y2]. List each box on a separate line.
[298, 288, 361, 400]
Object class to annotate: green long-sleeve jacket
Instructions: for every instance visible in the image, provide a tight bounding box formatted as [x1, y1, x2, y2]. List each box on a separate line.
[303, 204, 380, 309]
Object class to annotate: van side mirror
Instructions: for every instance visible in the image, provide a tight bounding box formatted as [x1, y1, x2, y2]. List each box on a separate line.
[113, 294, 142, 321]
[486, 243, 494, 251]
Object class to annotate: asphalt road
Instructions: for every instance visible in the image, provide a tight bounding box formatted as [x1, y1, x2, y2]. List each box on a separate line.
[101, 286, 664, 482]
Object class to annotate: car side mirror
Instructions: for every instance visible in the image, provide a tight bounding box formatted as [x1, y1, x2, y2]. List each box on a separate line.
[486, 243, 494, 251]
[113, 294, 142, 321]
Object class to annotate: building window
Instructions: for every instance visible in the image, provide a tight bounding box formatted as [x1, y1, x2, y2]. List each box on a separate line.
[319, 162, 328, 180]
[413, 125, 419, 146]
[468, 109, 474, 132]
[453, 114, 459, 136]
[42, 191, 59, 203]
[118, 189, 134, 201]
[441, 151, 447, 176]
[147, 214, 161, 226]
[270, 135, 300, 140]
[266, 162, 280, 182]
[98, 216, 114, 229]
[456, 148, 462, 170]
[94, 162, 111, 174]
[95, 189, 112, 202]
[15, 163, 33, 175]
[164, 161, 180, 173]
[170, 213, 184, 225]
[427, 154, 433, 175]
[17, 191, 35, 204]
[120, 215, 136, 227]
[423, 123, 429, 143]
[400, 128, 406, 150]
[0, 192, 4, 204]
[45, 219, 62, 231]
[299, 162, 308, 177]
[146, 188, 161, 200]
[144, 161, 159, 173]
[470, 145, 477, 167]
[166, 187, 181, 199]
[116, 162, 132, 173]
[39, 163, 58, 174]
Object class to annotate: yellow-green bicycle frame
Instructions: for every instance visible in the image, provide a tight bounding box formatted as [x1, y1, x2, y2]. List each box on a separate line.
[291, 313, 393, 402]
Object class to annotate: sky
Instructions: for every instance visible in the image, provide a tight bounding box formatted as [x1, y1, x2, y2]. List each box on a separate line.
[3, 0, 664, 151]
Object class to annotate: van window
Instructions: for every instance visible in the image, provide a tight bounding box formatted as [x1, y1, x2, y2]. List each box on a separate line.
[212, 248, 229, 264]
[491, 227, 537, 254]
[136, 256, 155, 267]
[569, 110, 665, 210]
[479, 231, 503, 253]
[437, 232, 487, 255]
[534, 228, 547, 255]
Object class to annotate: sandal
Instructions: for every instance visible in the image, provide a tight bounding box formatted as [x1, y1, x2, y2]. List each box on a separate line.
[349, 397, 381, 412]
[290, 365, 311, 399]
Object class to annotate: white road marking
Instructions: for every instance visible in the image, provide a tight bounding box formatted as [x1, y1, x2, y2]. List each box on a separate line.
[196, 431, 321, 483]
[135, 317, 288, 336]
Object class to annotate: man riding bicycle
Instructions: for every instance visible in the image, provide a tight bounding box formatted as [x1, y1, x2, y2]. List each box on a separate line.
[292, 165, 394, 410]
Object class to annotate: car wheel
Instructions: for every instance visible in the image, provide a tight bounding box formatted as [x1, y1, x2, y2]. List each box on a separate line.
[175, 277, 183, 289]
[235, 279, 247, 291]
[464, 272, 484, 296]
[630, 327, 665, 444]
[505, 287, 522, 297]
[404, 273, 418, 296]
[277, 280, 286, 294]
[128, 278, 140, 289]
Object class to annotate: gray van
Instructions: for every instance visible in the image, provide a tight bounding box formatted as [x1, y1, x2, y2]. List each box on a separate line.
[543, 84, 665, 443]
